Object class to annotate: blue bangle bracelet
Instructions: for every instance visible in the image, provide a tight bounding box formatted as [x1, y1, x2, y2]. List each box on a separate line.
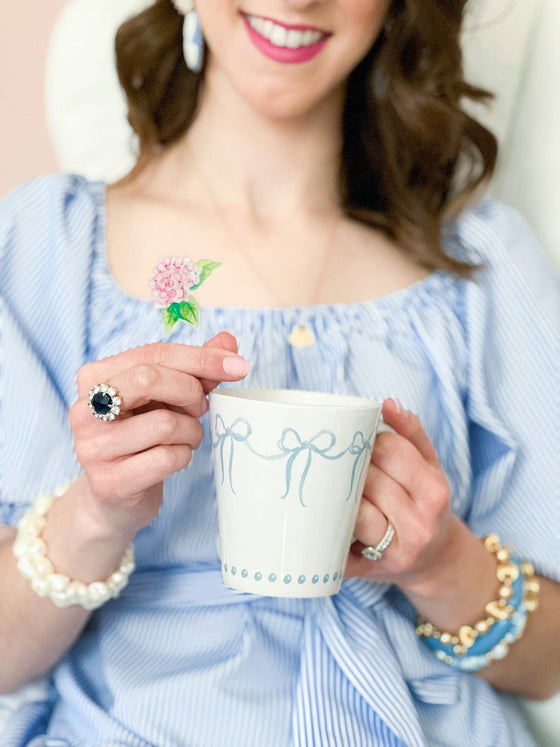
[435, 604, 528, 672]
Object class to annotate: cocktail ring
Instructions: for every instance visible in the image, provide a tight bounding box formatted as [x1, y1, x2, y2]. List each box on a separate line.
[87, 384, 122, 422]
[361, 521, 395, 561]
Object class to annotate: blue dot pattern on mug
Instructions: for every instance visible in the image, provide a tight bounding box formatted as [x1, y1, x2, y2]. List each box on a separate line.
[223, 564, 344, 586]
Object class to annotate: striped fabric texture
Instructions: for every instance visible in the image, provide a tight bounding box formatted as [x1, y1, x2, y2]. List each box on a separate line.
[0, 175, 558, 747]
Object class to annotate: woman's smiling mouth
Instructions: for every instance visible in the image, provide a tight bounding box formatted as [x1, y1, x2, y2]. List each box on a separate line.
[241, 12, 331, 63]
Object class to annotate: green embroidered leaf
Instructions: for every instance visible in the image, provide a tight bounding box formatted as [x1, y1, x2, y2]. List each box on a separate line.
[179, 297, 200, 327]
[192, 260, 222, 289]
[163, 303, 181, 335]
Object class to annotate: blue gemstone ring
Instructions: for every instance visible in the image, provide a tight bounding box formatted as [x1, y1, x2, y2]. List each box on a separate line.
[87, 384, 122, 422]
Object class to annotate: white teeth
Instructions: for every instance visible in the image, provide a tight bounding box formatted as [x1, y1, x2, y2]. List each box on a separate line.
[271, 24, 288, 47]
[263, 19, 274, 37]
[303, 30, 316, 46]
[252, 16, 265, 34]
[247, 15, 325, 49]
[286, 29, 301, 49]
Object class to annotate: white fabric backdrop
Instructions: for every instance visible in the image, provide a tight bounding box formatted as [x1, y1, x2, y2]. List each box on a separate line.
[461, 0, 560, 269]
[45, 0, 152, 184]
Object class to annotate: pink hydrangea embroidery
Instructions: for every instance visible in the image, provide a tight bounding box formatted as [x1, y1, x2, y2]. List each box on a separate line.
[150, 256, 221, 334]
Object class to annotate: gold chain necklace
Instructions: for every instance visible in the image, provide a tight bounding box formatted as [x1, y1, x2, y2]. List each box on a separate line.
[187, 147, 341, 348]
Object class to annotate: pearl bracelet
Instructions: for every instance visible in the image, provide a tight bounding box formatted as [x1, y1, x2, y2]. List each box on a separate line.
[13, 483, 135, 611]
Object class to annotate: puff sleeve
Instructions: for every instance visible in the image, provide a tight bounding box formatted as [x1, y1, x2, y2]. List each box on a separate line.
[454, 199, 560, 581]
[0, 174, 96, 525]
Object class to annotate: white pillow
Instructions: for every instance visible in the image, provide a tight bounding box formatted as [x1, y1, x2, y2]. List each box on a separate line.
[486, 0, 560, 269]
[45, 0, 152, 183]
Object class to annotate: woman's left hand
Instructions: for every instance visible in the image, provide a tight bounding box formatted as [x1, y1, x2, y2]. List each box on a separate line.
[345, 398, 455, 591]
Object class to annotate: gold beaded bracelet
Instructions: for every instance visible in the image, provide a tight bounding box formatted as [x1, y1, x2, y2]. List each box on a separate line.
[416, 534, 540, 657]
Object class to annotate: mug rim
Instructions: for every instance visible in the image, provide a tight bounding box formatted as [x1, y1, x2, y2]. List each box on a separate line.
[209, 387, 382, 410]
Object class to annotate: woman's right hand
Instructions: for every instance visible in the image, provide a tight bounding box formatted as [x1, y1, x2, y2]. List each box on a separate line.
[68, 332, 250, 542]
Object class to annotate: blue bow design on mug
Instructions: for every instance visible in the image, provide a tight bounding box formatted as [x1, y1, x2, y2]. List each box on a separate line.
[212, 415, 252, 494]
[278, 428, 342, 507]
[345, 430, 374, 502]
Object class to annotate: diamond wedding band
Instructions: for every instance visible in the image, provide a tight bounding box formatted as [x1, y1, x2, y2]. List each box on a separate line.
[361, 521, 396, 561]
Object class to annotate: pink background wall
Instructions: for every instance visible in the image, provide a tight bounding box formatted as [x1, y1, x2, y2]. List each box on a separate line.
[0, 1, 68, 198]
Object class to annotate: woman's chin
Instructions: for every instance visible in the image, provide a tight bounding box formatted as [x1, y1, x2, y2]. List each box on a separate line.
[250, 98, 317, 122]
[238, 82, 342, 123]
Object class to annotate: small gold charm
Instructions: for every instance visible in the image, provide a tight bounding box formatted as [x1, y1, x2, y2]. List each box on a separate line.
[525, 598, 539, 613]
[475, 619, 491, 634]
[486, 600, 510, 620]
[496, 548, 510, 563]
[288, 324, 316, 348]
[497, 562, 520, 584]
[521, 561, 535, 577]
[483, 534, 501, 553]
[458, 625, 477, 648]
[499, 585, 513, 600]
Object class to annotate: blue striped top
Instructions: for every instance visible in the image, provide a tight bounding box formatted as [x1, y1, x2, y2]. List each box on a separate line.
[0, 175, 558, 747]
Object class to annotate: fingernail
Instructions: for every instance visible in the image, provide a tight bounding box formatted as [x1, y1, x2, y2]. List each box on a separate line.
[389, 397, 404, 415]
[202, 398, 209, 413]
[223, 357, 251, 377]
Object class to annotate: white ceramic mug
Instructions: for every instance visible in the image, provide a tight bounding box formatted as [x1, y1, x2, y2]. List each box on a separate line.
[209, 388, 384, 598]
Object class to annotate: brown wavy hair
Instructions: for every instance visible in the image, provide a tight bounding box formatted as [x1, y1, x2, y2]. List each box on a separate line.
[115, 0, 497, 275]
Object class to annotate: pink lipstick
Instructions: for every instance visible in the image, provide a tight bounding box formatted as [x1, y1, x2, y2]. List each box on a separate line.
[242, 13, 331, 64]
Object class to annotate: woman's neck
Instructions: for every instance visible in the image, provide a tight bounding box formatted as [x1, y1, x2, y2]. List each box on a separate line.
[152, 58, 346, 225]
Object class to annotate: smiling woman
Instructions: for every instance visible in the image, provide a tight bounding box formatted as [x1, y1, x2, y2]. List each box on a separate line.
[0, 1, 559, 746]
[115, 0, 495, 276]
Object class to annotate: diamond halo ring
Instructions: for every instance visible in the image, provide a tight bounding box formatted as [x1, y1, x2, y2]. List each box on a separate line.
[87, 384, 122, 422]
